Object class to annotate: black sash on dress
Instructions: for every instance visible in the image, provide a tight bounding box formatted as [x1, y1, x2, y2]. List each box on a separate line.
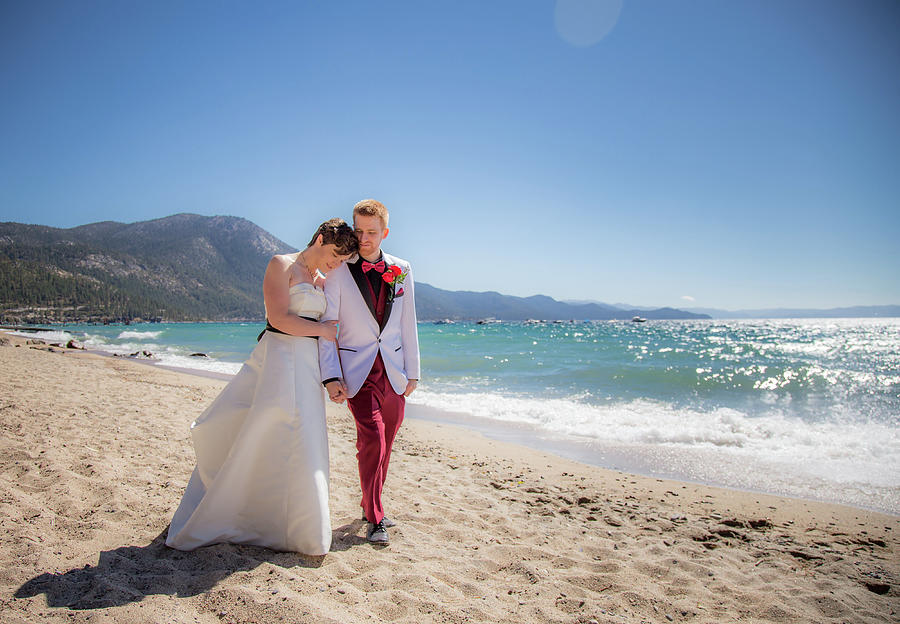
[257, 317, 320, 342]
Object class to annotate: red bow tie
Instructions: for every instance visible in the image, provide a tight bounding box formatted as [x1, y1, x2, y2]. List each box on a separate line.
[361, 260, 385, 273]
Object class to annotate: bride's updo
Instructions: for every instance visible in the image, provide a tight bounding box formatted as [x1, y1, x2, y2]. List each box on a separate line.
[308, 218, 359, 256]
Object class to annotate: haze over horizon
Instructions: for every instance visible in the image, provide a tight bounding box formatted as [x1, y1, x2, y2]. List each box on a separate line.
[2, 1, 898, 310]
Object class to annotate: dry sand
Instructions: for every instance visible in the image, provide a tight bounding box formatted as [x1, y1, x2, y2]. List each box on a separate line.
[0, 332, 897, 623]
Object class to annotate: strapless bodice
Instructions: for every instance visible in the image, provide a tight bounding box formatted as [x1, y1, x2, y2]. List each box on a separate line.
[288, 282, 326, 320]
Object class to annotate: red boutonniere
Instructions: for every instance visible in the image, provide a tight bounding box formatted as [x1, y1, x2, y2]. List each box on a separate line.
[382, 265, 407, 302]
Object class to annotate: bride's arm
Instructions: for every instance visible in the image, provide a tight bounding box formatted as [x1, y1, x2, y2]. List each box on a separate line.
[318, 271, 346, 401]
[262, 255, 336, 340]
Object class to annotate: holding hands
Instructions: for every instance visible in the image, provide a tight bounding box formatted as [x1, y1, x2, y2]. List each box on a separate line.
[327, 379, 415, 402]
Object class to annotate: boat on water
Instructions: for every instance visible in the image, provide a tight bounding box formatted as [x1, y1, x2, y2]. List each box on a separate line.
[631, 316, 647, 323]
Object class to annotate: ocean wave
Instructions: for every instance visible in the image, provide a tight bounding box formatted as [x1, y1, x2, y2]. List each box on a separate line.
[13, 328, 244, 376]
[117, 330, 163, 340]
[151, 352, 242, 376]
[79, 335, 162, 354]
[408, 389, 900, 489]
[6, 329, 75, 344]
[93, 339, 242, 376]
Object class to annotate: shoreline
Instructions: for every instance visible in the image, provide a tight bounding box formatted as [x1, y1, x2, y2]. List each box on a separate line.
[405, 402, 900, 517]
[5, 328, 897, 517]
[1, 332, 898, 623]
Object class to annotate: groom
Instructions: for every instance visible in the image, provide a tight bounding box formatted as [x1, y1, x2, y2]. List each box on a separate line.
[319, 199, 420, 544]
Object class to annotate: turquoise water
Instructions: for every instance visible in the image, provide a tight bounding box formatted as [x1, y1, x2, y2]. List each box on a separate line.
[421, 319, 900, 421]
[15, 318, 900, 514]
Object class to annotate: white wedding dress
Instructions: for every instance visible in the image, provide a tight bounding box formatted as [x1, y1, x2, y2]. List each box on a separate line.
[166, 283, 331, 555]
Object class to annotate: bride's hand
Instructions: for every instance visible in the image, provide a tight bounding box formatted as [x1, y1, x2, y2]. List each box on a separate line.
[319, 320, 339, 342]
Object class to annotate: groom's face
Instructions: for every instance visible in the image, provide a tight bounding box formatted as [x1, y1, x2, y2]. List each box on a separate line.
[354, 214, 388, 259]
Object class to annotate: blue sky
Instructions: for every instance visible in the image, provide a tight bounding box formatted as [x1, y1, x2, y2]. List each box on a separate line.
[1, 0, 898, 310]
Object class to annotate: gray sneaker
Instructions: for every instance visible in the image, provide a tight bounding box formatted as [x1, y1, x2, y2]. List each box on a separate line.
[367, 520, 389, 544]
[361, 515, 396, 528]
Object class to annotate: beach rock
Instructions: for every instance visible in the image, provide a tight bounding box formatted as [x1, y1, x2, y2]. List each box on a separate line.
[190, 352, 209, 358]
[130, 350, 154, 359]
[66, 339, 85, 350]
[714, 527, 748, 541]
[692, 533, 719, 549]
[864, 581, 890, 594]
[788, 548, 824, 561]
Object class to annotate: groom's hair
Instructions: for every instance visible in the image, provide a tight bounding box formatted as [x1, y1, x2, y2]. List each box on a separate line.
[308, 218, 359, 256]
[353, 199, 389, 228]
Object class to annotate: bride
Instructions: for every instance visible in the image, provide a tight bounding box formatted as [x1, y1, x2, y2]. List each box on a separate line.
[165, 218, 358, 555]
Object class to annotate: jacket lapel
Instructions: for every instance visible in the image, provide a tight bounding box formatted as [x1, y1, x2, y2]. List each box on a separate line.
[380, 253, 396, 331]
[348, 259, 377, 321]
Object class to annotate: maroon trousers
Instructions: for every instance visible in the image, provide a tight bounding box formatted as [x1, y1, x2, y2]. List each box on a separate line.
[347, 352, 405, 524]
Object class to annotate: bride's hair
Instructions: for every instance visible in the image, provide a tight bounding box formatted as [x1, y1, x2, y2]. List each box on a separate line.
[308, 218, 359, 256]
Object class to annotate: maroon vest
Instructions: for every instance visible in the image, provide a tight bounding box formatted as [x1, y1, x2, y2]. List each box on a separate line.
[361, 274, 388, 377]
[363, 273, 388, 326]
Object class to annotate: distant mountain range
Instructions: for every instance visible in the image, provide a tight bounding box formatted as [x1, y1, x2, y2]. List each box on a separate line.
[567, 299, 900, 319]
[682, 305, 900, 319]
[418, 285, 708, 321]
[5, 214, 889, 324]
[0, 214, 707, 324]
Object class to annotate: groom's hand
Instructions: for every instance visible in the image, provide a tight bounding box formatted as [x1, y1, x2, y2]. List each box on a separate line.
[403, 379, 418, 397]
[326, 380, 348, 404]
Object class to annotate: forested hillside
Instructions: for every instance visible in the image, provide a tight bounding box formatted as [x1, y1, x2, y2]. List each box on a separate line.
[0, 214, 293, 324]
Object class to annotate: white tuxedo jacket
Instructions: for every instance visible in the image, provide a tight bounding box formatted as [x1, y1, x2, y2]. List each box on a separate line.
[318, 252, 420, 398]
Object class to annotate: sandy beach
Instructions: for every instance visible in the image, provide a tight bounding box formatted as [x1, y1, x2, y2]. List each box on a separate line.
[0, 331, 897, 624]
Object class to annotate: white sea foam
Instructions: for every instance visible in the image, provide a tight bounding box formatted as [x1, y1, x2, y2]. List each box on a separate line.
[78, 334, 159, 355]
[7, 329, 75, 344]
[409, 388, 900, 512]
[11, 329, 245, 376]
[151, 351, 243, 376]
[116, 330, 163, 340]
[104, 339, 243, 376]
